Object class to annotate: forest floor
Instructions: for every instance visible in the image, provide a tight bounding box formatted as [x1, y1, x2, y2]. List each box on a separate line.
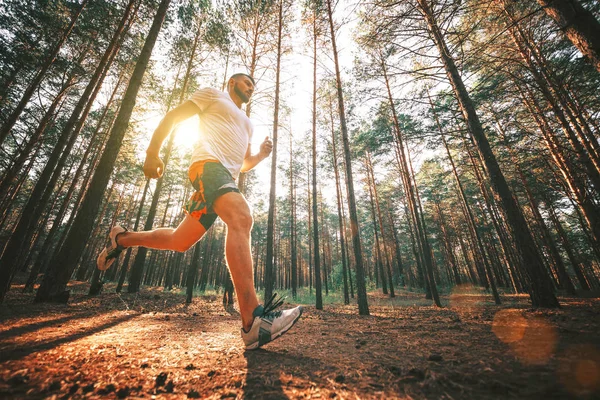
[0, 281, 599, 399]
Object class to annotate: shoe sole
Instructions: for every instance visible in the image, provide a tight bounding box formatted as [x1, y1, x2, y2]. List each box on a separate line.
[97, 248, 117, 271]
[245, 307, 303, 350]
[97, 226, 125, 271]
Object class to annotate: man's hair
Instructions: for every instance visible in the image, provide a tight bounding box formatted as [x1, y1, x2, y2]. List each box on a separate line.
[230, 73, 255, 86]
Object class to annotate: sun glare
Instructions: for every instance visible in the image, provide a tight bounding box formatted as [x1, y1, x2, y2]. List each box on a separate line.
[173, 116, 200, 153]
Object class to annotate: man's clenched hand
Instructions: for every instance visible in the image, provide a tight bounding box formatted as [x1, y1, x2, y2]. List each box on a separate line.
[259, 136, 273, 159]
[143, 154, 164, 179]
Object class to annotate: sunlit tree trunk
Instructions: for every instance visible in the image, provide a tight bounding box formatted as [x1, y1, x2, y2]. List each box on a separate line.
[493, 116, 576, 295]
[518, 84, 600, 250]
[436, 121, 500, 303]
[536, 0, 600, 72]
[310, 5, 323, 309]
[545, 197, 591, 291]
[502, 7, 600, 189]
[264, 0, 284, 302]
[325, 0, 368, 314]
[365, 152, 395, 297]
[34, 0, 171, 303]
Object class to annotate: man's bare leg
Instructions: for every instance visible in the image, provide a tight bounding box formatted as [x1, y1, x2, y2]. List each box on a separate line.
[212, 192, 259, 331]
[117, 214, 207, 252]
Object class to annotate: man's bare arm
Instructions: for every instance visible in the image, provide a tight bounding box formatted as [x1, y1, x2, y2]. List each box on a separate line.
[241, 136, 273, 172]
[144, 101, 200, 179]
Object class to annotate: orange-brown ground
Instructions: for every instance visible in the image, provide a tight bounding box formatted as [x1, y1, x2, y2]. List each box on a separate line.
[1, 283, 599, 399]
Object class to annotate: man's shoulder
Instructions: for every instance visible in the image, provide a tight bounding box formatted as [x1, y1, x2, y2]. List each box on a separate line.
[189, 87, 227, 110]
[193, 87, 222, 96]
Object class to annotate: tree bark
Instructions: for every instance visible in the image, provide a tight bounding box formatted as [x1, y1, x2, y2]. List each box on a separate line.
[34, 0, 171, 303]
[326, 0, 369, 314]
[264, 0, 284, 303]
[416, 0, 558, 307]
[536, 0, 600, 73]
[310, 4, 324, 309]
[0, 0, 89, 145]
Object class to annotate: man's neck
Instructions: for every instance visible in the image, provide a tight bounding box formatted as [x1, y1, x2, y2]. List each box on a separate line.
[227, 88, 243, 109]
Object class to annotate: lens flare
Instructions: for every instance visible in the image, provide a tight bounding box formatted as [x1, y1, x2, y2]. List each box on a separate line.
[493, 311, 558, 365]
[558, 344, 600, 395]
[492, 309, 527, 344]
[511, 316, 558, 365]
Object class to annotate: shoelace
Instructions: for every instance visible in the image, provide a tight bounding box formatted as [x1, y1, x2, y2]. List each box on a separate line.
[260, 293, 286, 320]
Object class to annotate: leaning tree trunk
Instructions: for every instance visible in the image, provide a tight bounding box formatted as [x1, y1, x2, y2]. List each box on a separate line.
[416, 0, 558, 307]
[382, 58, 440, 305]
[34, 0, 172, 303]
[0, 0, 136, 302]
[127, 80, 193, 292]
[493, 116, 576, 295]
[435, 119, 500, 303]
[0, 0, 89, 145]
[536, 0, 600, 73]
[325, 0, 369, 315]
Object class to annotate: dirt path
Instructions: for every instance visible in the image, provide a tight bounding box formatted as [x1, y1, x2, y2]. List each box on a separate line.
[1, 284, 599, 399]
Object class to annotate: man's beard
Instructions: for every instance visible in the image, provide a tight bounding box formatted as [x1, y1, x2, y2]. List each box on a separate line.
[234, 83, 250, 103]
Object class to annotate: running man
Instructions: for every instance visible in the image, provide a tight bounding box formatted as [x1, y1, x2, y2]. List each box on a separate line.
[97, 73, 302, 350]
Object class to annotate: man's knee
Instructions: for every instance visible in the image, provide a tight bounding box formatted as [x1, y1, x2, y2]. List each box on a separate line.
[227, 212, 253, 232]
[169, 232, 197, 252]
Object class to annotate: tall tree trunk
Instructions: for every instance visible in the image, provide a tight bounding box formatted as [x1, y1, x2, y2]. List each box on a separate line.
[34, 0, 171, 303]
[28, 70, 126, 286]
[0, 0, 137, 301]
[186, 241, 202, 303]
[493, 116, 576, 295]
[264, 0, 284, 302]
[330, 113, 350, 304]
[382, 59, 440, 305]
[434, 112, 500, 303]
[536, 0, 600, 72]
[289, 133, 298, 298]
[416, 0, 558, 307]
[546, 198, 591, 291]
[387, 202, 405, 287]
[311, 5, 323, 309]
[369, 154, 395, 297]
[326, 0, 369, 315]
[0, 0, 89, 145]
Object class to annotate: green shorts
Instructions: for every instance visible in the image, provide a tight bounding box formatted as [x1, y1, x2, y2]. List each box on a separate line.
[184, 160, 240, 230]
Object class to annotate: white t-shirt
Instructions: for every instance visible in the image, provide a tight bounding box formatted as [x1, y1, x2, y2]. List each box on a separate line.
[189, 88, 253, 179]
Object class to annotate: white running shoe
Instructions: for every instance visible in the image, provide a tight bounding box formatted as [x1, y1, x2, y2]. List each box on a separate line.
[241, 294, 303, 350]
[96, 225, 127, 271]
